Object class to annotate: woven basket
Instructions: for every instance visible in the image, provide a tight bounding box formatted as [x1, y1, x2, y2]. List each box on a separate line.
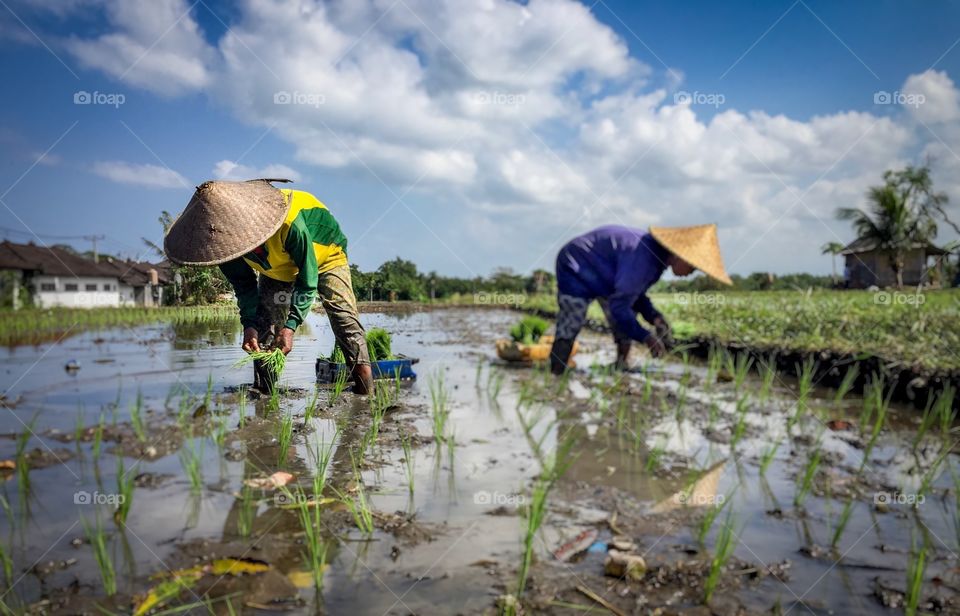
[495, 335, 578, 363]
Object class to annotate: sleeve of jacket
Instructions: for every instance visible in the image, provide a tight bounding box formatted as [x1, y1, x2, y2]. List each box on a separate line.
[218, 258, 259, 330]
[283, 218, 319, 331]
[632, 294, 663, 324]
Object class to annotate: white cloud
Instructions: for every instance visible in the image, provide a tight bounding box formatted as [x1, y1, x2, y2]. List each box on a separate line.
[65, 0, 214, 96]
[212, 160, 302, 182]
[903, 69, 960, 125]
[93, 161, 189, 189]
[47, 0, 960, 273]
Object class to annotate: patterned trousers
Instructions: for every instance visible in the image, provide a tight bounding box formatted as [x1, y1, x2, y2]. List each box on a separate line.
[256, 265, 370, 366]
[554, 293, 632, 344]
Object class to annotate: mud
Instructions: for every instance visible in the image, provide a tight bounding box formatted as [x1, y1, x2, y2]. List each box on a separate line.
[0, 308, 957, 614]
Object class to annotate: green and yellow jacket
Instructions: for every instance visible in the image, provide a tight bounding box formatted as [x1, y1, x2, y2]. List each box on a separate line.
[219, 189, 348, 331]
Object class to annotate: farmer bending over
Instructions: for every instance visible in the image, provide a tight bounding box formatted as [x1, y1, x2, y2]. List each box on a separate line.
[164, 179, 374, 394]
[549, 224, 732, 374]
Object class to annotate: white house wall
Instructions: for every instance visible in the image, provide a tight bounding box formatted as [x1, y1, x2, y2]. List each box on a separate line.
[33, 275, 120, 308]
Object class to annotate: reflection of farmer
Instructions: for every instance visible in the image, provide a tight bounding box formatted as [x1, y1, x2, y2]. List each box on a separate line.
[164, 179, 373, 393]
[549, 224, 732, 374]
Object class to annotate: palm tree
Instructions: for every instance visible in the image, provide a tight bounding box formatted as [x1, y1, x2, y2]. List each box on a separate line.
[836, 185, 935, 289]
[820, 241, 845, 285]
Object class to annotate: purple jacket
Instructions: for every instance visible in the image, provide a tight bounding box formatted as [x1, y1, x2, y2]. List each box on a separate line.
[556, 225, 669, 342]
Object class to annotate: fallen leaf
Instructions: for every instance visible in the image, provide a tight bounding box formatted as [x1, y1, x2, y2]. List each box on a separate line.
[287, 567, 328, 588]
[244, 471, 295, 489]
[133, 575, 201, 616]
[276, 497, 338, 510]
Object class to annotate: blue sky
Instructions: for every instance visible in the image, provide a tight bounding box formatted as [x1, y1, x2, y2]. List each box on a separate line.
[1, 0, 958, 278]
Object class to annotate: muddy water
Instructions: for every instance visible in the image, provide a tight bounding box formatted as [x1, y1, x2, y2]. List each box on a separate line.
[0, 308, 957, 614]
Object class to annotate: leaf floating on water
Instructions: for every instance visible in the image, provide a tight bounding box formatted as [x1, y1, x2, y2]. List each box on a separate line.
[275, 496, 338, 510]
[207, 558, 271, 576]
[244, 471, 295, 489]
[156, 557, 272, 582]
[287, 567, 329, 588]
[133, 575, 201, 616]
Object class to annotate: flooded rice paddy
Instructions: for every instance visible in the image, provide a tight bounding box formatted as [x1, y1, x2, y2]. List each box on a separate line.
[0, 307, 957, 615]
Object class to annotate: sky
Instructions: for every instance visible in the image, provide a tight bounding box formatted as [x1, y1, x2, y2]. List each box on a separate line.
[1, 0, 959, 279]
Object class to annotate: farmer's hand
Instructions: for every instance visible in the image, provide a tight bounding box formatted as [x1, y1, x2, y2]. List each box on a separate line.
[653, 316, 674, 349]
[276, 327, 295, 355]
[242, 327, 260, 353]
[645, 335, 666, 358]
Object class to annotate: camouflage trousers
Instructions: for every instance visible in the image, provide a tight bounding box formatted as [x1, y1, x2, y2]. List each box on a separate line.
[255, 264, 370, 377]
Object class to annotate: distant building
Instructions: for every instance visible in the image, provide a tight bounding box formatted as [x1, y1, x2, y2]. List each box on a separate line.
[0, 241, 170, 308]
[840, 238, 948, 288]
[98, 257, 171, 307]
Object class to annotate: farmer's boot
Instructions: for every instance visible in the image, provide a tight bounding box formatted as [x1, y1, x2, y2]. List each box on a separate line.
[614, 341, 632, 371]
[550, 337, 576, 375]
[351, 364, 374, 395]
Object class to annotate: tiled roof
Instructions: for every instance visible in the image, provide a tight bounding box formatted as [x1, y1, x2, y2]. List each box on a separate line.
[0, 241, 173, 283]
[840, 237, 948, 256]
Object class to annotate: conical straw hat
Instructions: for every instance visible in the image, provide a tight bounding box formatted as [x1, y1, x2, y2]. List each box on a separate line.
[164, 180, 290, 266]
[649, 224, 732, 286]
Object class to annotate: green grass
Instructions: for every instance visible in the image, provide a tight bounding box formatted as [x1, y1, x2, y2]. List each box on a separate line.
[0, 305, 239, 346]
[830, 499, 855, 548]
[339, 451, 374, 535]
[179, 438, 204, 494]
[513, 437, 576, 609]
[129, 391, 146, 442]
[330, 366, 349, 405]
[759, 438, 780, 476]
[794, 444, 822, 507]
[522, 289, 960, 372]
[703, 511, 737, 603]
[285, 485, 328, 590]
[758, 354, 777, 402]
[906, 534, 928, 616]
[82, 512, 116, 596]
[696, 489, 735, 547]
[14, 418, 34, 502]
[276, 412, 294, 466]
[114, 457, 135, 525]
[400, 431, 416, 495]
[429, 372, 450, 443]
[91, 412, 105, 461]
[236, 487, 255, 538]
[834, 364, 860, 404]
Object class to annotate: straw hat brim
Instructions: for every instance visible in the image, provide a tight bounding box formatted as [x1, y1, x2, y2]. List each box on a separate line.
[164, 180, 289, 266]
[649, 223, 733, 286]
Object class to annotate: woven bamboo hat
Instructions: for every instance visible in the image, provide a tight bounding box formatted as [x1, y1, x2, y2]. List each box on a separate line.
[164, 180, 290, 266]
[649, 224, 732, 286]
